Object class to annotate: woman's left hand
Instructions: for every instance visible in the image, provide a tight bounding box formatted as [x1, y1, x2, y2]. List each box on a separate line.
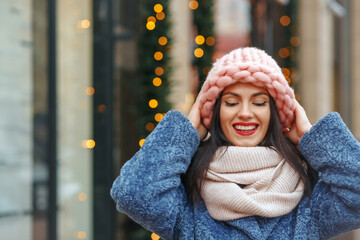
[284, 101, 312, 145]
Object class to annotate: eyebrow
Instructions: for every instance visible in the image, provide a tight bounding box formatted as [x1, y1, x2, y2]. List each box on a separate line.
[222, 92, 269, 98]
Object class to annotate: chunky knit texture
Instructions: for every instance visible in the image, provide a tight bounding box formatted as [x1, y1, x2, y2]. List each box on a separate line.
[201, 146, 304, 221]
[199, 47, 295, 129]
[111, 111, 360, 240]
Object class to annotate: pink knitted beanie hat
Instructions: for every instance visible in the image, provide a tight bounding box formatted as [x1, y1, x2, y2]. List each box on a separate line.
[199, 47, 296, 130]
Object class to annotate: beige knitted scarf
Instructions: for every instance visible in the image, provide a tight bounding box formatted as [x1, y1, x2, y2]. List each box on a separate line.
[200, 146, 304, 221]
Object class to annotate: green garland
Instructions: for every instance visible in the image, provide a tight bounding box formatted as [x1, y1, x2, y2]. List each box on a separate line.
[137, 0, 172, 141]
[192, 0, 215, 92]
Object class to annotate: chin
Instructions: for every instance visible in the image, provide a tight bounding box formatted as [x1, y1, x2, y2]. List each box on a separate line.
[232, 141, 258, 147]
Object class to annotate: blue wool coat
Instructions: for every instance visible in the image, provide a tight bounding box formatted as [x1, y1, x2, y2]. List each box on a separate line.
[111, 111, 360, 239]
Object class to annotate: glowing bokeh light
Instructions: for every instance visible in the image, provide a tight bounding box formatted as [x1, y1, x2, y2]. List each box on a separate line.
[195, 35, 205, 45]
[146, 122, 155, 131]
[154, 4, 163, 13]
[279, 48, 290, 58]
[290, 36, 301, 47]
[158, 36, 168, 45]
[154, 51, 163, 61]
[147, 16, 156, 23]
[149, 99, 159, 108]
[206, 36, 216, 46]
[139, 139, 145, 147]
[76, 231, 87, 239]
[280, 15, 291, 26]
[85, 87, 95, 96]
[156, 12, 165, 20]
[80, 20, 91, 29]
[155, 67, 164, 76]
[151, 233, 161, 240]
[194, 48, 204, 58]
[146, 21, 156, 30]
[78, 193, 87, 202]
[153, 77, 162, 87]
[155, 113, 164, 122]
[189, 0, 199, 10]
[282, 68, 290, 77]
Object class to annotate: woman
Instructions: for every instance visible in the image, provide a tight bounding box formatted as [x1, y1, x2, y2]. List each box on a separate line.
[111, 47, 360, 239]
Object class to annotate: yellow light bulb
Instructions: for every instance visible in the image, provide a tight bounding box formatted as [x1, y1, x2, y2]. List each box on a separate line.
[195, 35, 205, 45]
[156, 12, 165, 20]
[154, 51, 163, 61]
[86, 139, 95, 149]
[147, 16, 156, 23]
[154, 4, 163, 13]
[151, 233, 160, 240]
[154, 113, 164, 122]
[139, 139, 145, 147]
[149, 99, 159, 109]
[155, 67, 164, 76]
[80, 20, 91, 29]
[194, 48, 204, 58]
[153, 77, 162, 87]
[158, 36, 168, 46]
[146, 21, 156, 30]
[189, 0, 199, 10]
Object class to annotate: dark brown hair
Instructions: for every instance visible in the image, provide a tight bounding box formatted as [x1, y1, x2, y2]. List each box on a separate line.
[183, 93, 318, 205]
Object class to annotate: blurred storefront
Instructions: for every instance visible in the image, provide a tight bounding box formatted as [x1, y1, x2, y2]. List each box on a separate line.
[0, 0, 120, 239]
[298, 0, 360, 142]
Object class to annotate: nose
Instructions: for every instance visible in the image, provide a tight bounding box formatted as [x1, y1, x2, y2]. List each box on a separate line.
[237, 103, 253, 120]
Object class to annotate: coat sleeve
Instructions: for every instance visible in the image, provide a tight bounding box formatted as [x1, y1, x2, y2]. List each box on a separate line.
[110, 110, 200, 239]
[299, 112, 360, 239]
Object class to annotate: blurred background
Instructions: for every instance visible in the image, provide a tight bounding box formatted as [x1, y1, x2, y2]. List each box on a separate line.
[0, 0, 359, 239]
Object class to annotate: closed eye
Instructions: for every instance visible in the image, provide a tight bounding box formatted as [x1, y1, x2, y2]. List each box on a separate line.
[253, 101, 268, 106]
[225, 101, 238, 106]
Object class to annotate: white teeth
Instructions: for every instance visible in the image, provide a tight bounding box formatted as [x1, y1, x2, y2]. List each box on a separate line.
[234, 125, 257, 131]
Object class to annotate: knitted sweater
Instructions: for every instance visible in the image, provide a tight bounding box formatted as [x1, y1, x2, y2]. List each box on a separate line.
[110, 111, 360, 240]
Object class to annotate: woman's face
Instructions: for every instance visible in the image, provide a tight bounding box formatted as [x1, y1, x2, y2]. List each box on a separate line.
[220, 82, 271, 147]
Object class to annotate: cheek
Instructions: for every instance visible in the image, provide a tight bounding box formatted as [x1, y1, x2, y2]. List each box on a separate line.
[262, 109, 271, 128]
[219, 107, 233, 132]
[220, 107, 235, 124]
[219, 109, 227, 129]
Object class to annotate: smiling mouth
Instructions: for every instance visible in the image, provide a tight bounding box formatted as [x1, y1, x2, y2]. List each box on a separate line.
[233, 124, 259, 136]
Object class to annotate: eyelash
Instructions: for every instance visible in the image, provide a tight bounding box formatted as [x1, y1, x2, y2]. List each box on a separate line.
[225, 101, 268, 107]
[254, 101, 268, 106]
[225, 101, 237, 106]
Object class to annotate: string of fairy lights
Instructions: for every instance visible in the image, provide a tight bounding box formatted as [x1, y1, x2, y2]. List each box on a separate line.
[277, 1, 301, 100]
[138, 0, 216, 150]
[191, 0, 215, 90]
[138, 2, 170, 149]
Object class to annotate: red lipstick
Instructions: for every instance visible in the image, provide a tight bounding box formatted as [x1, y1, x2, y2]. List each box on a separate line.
[233, 122, 259, 136]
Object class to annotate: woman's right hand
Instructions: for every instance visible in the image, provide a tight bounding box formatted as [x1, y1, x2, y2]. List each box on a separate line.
[187, 95, 208, 140]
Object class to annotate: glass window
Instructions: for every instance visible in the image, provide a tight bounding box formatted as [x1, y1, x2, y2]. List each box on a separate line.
[0, 1, 34, 239]
[57, 0, 93, 239]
